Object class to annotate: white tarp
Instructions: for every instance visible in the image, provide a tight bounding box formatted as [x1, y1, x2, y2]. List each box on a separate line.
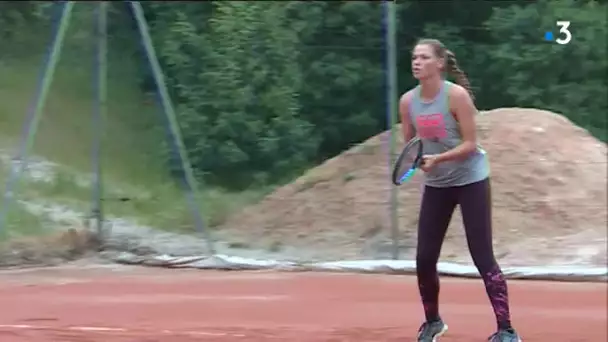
[109, 252, 608, 281]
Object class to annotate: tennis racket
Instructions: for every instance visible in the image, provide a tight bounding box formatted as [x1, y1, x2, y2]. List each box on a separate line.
[391, 137, 424, 186]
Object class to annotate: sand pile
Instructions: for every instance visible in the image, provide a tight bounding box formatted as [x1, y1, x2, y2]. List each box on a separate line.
[219, 108, 607, 266]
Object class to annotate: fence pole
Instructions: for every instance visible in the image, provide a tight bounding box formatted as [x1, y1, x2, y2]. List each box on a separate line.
[128, 1, 216, 255]
[0, 1, 75, 235]
[384, 0, 400, 260]
[91, 1, 108, 241]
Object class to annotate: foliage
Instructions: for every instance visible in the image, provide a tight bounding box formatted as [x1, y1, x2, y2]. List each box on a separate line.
[484, 0, 608, 140]
[2, 0, 607, 189]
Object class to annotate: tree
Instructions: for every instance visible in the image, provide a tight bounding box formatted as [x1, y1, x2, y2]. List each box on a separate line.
[484, 0, 607, 139]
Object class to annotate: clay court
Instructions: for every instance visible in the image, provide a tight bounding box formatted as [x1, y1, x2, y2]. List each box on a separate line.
[0, 266, 605, 342]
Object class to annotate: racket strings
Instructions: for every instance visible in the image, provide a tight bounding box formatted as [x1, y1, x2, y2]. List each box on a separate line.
[404, 148, 419, 163]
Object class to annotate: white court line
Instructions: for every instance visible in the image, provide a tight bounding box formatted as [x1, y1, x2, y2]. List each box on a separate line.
[19, 294, 291, 304]
[65, 327, 127, 332]
[0, 324, 247, 338]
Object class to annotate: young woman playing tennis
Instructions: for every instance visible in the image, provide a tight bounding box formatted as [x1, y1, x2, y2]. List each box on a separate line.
[399, 38, 522, 342]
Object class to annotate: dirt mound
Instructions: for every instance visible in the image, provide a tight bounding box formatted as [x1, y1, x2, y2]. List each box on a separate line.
[219, 108, 607, 266]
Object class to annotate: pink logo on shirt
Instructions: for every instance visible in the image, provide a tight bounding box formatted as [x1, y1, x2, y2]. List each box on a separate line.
[416, 113, 447, 139]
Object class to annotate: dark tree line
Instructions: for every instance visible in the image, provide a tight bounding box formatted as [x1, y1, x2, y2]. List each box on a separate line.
[2, 0, 606, 189]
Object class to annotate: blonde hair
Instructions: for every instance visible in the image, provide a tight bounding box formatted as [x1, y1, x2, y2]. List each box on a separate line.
[415, 38, 474, 101]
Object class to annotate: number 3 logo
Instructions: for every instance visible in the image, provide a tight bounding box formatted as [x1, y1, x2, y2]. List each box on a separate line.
[556, 21, 572, 45]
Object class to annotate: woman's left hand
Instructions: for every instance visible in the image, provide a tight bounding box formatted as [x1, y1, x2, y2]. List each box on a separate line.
[420, 154, 440, 172]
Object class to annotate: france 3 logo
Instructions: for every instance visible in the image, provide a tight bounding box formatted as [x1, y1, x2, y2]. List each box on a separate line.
[544, 21, 572, 45]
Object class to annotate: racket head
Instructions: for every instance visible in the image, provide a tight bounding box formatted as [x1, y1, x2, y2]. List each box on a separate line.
[391, 137, 423, 186]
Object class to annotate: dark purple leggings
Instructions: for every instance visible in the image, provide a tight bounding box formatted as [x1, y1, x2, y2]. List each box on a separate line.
[416, 177, 512, 330]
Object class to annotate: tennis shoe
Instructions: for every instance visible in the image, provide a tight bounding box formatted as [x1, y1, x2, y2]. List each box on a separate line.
[488, 328, 522, 342]
[416, 319, 448, 341]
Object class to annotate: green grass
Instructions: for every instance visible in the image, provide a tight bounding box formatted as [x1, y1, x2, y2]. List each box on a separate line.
[0, 168, 47, 240]
[3, 201, 48, 239]
[0, 50, 271, 239]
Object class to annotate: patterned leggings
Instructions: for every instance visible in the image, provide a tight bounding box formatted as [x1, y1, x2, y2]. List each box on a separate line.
[416, 178, 512, 330]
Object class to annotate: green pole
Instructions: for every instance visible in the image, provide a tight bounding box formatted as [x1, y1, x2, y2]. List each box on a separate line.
[385, 0, 400, 260]
[0, 2, 74, 235]
[91, 1, 108, 240]
[129, 1, 216, 255]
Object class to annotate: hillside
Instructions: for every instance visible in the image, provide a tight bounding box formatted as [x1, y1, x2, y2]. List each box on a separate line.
[0, 10, 282, 265]
[218, 108, 608, 267]
[0, 56, 271, 266]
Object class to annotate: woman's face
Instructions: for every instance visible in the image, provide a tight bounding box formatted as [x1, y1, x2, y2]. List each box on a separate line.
[411, 44, 444, 80]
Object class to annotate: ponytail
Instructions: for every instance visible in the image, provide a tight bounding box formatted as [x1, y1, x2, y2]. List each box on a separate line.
[445, 50, 475, 101]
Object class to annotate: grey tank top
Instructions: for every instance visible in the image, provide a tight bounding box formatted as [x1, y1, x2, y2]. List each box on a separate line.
[408, 80, 490, 188]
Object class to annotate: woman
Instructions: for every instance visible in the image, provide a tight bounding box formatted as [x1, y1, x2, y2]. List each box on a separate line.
[399, 38, 522, 342]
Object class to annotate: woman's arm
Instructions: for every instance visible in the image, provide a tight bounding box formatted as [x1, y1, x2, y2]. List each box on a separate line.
[435, 85, 478, 163]
[399, 91, 416, 142]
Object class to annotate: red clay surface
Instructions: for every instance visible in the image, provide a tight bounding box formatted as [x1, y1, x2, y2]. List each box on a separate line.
[0, 266, 605, 341]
